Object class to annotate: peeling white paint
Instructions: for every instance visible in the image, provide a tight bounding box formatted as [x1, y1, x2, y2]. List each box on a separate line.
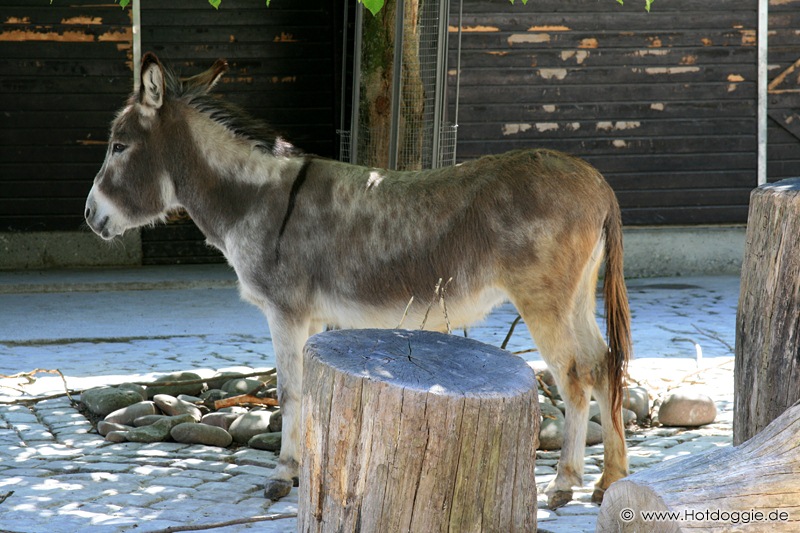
[502, 123, 533, 135]
[561, 50, 589, 64]
[650, 103, 665, 111]
[597, 121, 641, 131]
[542, 105, 557, 113]
[535, 123, 559, 132]
[613, 140, 628, 148]
[539, 68, 568, 80]
[508, 33, 550, 45]
[633, 49, 670, 57]
[640, 67, 701, 75]
[566, 122, 581, 131]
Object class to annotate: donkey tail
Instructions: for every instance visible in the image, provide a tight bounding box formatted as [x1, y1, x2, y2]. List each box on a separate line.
[602, 199, 632, 438]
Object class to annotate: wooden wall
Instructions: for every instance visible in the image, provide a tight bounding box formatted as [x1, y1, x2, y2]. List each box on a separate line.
[0, 0, 132, 232]
[767, 0, 800, 182]
[138, 0, 337, 264]
[450, 0, 759, 225]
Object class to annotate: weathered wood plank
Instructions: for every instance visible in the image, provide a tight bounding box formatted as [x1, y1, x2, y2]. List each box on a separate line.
[299, 329, 539, 533]
[597, 401, 800, 532]
[734, 179, 800, 445]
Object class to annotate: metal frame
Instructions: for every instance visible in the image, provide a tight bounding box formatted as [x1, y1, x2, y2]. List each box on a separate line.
[342, 0, 458, 170]
[757, 0, 768, 186]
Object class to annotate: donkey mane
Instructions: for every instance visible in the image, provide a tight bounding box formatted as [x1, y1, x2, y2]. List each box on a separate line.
[158, 63, 301, 158]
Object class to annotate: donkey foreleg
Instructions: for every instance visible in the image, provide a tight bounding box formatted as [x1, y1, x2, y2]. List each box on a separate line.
[262, 310, 310, 500]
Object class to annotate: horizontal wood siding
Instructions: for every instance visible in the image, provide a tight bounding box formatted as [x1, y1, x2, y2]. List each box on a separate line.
[0, 0, 132, 232]
[139, 0, 336, 264]
[766, 0, 800, 183]
[449, 0, 758, 225]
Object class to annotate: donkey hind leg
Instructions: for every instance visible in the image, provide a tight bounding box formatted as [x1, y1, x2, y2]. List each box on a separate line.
[511, 270, 609, 508]
[590, 367, 629, 504]
[263, 311, 311, 500]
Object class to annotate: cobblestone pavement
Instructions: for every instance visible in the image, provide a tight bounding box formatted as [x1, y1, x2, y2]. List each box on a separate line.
[0, 267, 739, 532]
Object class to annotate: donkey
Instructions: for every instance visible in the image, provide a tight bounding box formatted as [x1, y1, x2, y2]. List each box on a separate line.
[85, 53, 632, 509]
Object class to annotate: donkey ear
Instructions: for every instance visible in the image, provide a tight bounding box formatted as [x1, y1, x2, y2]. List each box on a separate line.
[183, 58, 229, 94]
[140, 52, 165, 110]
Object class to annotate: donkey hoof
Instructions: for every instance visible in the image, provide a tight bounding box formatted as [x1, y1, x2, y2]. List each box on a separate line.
[264, 478, 293, 501]
[591, 487, 606, 505]
[547, 490, 573, 509]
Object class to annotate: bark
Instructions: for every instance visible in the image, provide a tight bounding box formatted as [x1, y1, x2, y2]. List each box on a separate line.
[733, 178, 800, 445]
[298, 329, 539, 533]
[597, 401, 800, 532]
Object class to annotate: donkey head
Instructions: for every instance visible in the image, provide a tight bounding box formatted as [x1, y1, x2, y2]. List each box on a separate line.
[85, 53, 227, 239]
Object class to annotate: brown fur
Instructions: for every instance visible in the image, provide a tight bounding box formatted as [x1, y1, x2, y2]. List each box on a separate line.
[85, 54, 633, 508]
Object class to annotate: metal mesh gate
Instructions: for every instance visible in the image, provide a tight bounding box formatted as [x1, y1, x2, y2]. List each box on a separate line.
[339, 0, 458, 170]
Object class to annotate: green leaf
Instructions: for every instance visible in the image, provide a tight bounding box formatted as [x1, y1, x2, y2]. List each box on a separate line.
[645, 0, 654, 12]
[617, 0, 624, 5]
[360, 0, 385, 17]
[118, 0, 130, 8]
[209, 0, 222, 9]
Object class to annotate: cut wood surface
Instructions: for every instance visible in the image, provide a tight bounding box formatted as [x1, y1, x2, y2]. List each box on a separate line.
[734, 177, 800, 445]
[597, 401, 800, 532]
[299, 329, 539, 533]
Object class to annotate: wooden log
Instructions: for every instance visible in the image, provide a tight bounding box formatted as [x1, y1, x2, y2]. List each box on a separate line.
[597, 401, 800, 532]
[734, 177, 800, 445]
[299, 329, 539, 533]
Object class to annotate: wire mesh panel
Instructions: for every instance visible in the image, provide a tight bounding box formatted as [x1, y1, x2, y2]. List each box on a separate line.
[341, 0, 457, 171]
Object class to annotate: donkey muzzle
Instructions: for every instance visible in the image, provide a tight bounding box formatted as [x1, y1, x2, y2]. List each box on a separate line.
[85, 189, 118, 240]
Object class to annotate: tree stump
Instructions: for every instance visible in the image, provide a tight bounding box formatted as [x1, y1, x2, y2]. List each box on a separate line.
[596, 401, 800, 532]
[734, 177, 800, 445]
[299, 329, 539, 533]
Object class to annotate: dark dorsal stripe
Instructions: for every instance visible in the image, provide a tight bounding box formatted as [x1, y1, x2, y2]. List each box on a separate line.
[275, 157, 314, 262]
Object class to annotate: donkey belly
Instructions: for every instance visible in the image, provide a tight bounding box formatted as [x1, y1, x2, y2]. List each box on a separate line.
[312, 286, 508, 332]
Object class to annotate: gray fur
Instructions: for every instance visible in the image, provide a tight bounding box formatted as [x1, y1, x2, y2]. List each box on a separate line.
[85, 54, 632, 508]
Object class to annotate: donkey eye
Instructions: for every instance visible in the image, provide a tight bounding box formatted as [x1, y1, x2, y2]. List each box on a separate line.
[111, 143, 127, 154]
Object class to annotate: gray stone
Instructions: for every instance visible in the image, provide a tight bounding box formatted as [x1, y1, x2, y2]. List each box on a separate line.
[539, 402, 564, 421]
[221, 378, 263, 396]
[81, 386, 145, 417]
[116, 382, 147, 402]
[146, 372, 203, 399]
[589, 407, 638, 427]
[124, 415, 196, 443]
[218, 406, 249, 415]
[153, 394, 203, 422]
[248, 432, 281, 452]
[538, 417, 603, 451]
[134, 414, 169, 427]
[199, 389, 229, 404]
[201, 412, 240, 431]
[97, 420, 132, 437]
[623, 408, 638, 426]
[104, 401, 158, 426]
[177, 394, 203, 404]
[536, 368, 556, 387]
[205, 371, 247, 391]
[623, 386, 650, 422]
[586, 420, 603, 445]
[658, 389, 717, 427]
[267, 409, 282, 433]
[228, 411, 273, 444]
[538, 417, 564, 450]
[105, 430, 129, 443]
[171, 422, 232, 448]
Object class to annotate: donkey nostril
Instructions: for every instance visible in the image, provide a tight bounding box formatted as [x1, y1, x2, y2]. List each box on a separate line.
[85, 207, 92, 219]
